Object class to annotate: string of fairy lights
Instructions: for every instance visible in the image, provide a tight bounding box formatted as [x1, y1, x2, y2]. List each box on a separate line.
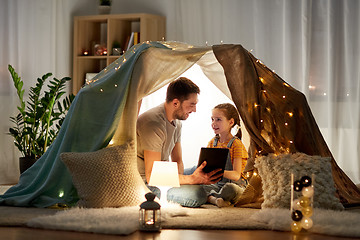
[80, 40, 319, 233]
[82, 40, 153, 89]
[251, 50, 295, 156]
[82, 40, 297, 155]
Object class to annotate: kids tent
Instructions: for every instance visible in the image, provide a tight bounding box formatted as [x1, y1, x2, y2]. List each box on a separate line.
[1, 41, 359, 208]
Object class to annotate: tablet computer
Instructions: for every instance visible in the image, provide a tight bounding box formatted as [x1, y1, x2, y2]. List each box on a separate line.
[197, 147, 229, 173]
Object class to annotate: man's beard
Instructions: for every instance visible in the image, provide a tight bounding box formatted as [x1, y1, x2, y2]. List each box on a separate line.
[173, 105, 188, 120]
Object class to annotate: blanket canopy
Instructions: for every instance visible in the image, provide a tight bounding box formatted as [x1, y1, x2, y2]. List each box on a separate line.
[1, 41, 359, 208]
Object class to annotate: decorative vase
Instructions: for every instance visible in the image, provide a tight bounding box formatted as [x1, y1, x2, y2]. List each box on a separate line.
[98, 5, 111, 15]
[19, 157, 37, 174]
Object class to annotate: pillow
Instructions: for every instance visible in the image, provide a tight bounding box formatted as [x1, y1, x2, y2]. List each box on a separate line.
[60, 141, 149, 208]
[254, 152, 344, 210]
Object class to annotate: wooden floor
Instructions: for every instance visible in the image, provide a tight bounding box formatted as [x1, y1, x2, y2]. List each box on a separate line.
[1, 227, 358, 240]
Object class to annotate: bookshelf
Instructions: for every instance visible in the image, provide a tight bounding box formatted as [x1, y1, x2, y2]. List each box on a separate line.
[72, 13, 166, 94]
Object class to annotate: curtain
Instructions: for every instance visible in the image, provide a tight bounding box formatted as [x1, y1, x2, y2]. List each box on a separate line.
[0, 0, 77, 184]
[174, 0, 360, 184]
[1, 0, 359, 187]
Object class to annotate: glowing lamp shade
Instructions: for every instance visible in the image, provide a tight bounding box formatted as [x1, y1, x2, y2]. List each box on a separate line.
[148, 161, 180, 205]
[148, 161, 180, 188]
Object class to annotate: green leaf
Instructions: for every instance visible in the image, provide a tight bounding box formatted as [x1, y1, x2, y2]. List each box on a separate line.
[8, 66, 75, 158]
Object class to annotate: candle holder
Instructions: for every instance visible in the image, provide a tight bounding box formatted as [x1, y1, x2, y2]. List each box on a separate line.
[82, 49, 89, 56]
[139, 192, 161, 232]
[290, 173, 315, 233]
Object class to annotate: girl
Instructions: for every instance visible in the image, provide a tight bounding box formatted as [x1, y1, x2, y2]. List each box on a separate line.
[204, 103, 248, 207]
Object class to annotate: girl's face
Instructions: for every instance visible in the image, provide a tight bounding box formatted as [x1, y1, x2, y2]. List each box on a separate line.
[211, 108, 234, 136]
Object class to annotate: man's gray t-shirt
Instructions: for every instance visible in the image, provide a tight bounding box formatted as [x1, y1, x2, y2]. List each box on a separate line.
[137, 103, 182, 181]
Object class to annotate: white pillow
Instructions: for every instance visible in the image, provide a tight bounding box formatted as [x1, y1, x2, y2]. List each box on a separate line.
[254, 152, 343, 210]
[61, 141, 149, 208]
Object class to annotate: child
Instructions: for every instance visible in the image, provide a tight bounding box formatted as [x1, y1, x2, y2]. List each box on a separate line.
[204, 103, 248, 207]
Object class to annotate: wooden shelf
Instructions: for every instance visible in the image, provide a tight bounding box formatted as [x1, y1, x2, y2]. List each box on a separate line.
[72, 13, 166, 94]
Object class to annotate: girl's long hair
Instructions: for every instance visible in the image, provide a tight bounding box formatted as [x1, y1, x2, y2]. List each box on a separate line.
[214, 103, 242, 140]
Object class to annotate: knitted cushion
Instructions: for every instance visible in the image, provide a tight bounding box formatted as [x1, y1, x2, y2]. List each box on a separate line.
[254, 152, 343, 210]
[60, 141, 149, 208]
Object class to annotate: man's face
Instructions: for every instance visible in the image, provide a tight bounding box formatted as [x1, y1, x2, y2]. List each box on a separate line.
[173, 93, 198, 120]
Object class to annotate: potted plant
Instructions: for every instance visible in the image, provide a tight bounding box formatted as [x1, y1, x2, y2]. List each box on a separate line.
[98, 0, 112, 14]
[8, 64, 75, 173]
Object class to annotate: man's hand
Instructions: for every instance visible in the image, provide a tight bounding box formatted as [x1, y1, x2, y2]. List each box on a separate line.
[191, 161, 223, 185]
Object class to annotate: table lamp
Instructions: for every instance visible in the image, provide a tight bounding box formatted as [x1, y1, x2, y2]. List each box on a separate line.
[148, 161, 180, 205]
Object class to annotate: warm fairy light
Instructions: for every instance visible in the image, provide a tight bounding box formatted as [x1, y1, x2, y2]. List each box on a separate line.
[288, 112, 293, 117]
[309, 85, 316, 90]
[262, 90, 267, 93]
[289, 140, 293, 144]
[59, 190, 64, 198]
[260, 119, 264, 123]
[284, 83, 290, 87]
[259, 77, 265, 83]
[285, 122, 288, 126]
[250, 49, 254, 52]
[114, 84, 118, 87]
[100, 89, 104, 92]
[283, 95, 286, 99]
[220, 40, 223, 44]
[346, 93, 350, 97]
[254, 103, 259, 108]
[109, 139, 114, 145]
[162, 37, 165, 41]
[205, 41, 208, 46]
[323, 92, 327, 96]
[146, 41, 150, 43]
[123, 58, 127, 63]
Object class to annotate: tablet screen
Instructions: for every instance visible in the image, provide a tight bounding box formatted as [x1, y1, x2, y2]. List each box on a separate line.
[197, 147, 229, 173]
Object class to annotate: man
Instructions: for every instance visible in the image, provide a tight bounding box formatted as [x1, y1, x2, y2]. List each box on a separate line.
[137, 77, 222, 207]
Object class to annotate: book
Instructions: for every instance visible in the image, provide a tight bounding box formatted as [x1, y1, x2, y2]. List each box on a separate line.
[134, 32, 139, 45]
[123, 35, 130, 51]
[126, 32, 135, 51]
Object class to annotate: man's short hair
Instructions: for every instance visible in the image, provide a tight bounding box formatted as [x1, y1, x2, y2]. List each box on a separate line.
[166, 77, 200, 103]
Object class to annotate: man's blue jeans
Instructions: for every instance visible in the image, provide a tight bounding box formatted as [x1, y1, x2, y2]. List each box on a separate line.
[167, 184, 207, 207]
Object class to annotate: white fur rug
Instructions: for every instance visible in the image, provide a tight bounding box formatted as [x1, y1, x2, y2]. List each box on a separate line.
[252, 208, 360, 238]
[1, 204, 360, 238]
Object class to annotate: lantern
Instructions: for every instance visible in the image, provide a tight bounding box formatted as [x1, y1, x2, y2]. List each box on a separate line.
[139, 192, 161, 231]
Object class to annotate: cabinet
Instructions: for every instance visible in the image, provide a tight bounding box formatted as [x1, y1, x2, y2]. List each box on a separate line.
[72, 13, 166, 94]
